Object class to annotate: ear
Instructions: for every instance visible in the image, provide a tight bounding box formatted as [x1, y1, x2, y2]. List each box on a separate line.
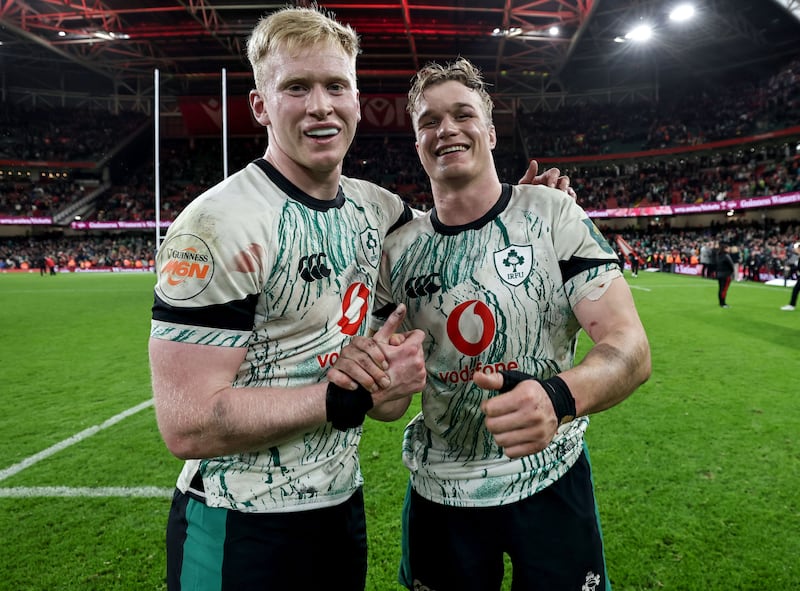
[355, 89, 362, 123]
[488, 124, 497, 150]
[249, 89, 270, 127]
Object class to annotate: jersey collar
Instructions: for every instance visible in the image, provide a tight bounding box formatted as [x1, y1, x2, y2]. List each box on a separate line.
[254, 158, 346, 211]
[431, 183, 512, 235]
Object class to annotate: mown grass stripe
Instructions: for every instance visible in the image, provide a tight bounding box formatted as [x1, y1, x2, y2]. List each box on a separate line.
[0, 486, 172, 498]
[0, 399, 153, 482]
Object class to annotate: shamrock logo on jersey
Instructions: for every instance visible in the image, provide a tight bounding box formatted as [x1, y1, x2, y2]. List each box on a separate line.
[494, 244, 533, 286]
[360, 227, 380, 268]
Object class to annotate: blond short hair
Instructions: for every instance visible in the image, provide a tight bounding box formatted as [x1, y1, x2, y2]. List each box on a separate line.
[407, 57, 494, 125]
[246, 5, 360, 91]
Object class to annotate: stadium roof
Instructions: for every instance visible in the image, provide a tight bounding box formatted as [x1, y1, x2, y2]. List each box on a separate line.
[1, 0, 799, 105]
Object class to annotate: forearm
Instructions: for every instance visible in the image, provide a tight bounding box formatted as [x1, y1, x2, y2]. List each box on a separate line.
[367, 395, 414, 422]
[560, 326, 650, 417]
[154, 381, 329, 459]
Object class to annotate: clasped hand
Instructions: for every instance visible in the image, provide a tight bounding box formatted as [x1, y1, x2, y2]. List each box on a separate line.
[328, 304, 426, 408]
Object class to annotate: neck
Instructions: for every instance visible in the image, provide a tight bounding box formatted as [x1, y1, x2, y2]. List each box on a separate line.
[431, 174, 503, 226]
[264, 149, 342, 201]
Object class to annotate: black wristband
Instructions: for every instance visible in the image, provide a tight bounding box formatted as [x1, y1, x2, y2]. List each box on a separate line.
[326, 382, 374, 431]
[499, 370, 577, 425]
[537, 375, 577, 425]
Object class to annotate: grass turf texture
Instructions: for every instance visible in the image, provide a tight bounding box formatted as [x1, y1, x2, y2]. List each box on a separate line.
[0, 270, 797, 590]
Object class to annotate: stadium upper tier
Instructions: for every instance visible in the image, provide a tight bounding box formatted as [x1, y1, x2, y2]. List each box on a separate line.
[0, 58, 798, 223]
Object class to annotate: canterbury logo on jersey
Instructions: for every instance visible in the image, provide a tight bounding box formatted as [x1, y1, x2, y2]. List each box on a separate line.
[298, 253, 331, 282]
[404, 273, 441, 298]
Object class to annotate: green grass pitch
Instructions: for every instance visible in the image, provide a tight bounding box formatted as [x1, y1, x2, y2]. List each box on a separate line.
[0, 270, 797, 590]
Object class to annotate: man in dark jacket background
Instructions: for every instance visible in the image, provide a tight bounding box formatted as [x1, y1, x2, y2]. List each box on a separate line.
[716, 243, 735, 308]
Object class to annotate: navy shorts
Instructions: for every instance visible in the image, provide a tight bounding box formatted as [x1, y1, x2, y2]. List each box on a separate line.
[399, 447, 610, 591]
[166, 487, 367, 591]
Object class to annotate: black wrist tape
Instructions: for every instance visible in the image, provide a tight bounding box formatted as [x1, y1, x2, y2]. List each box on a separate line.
[326, 383, 374, 431]
[499, 370, 577, 425]
[537, 375, 577, 425]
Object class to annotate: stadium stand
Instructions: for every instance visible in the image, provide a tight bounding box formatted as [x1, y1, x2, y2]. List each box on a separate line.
[0, 49, 797, 280]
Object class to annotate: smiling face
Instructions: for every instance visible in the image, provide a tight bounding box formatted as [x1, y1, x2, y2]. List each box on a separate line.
[249, 41, 361, 194]
[411, 79, 497, 188]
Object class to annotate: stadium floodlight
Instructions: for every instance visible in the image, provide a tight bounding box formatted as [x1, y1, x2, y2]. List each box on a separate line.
[92, 30, 130, 41]
[625, 24, 653, 42]
[548, 26, 559, 36]
[669, 4, 696, 22]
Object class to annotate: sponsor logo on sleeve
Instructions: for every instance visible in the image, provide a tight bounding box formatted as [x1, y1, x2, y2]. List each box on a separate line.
[583, 219, 616, 255]
[157, 233, 214, 300]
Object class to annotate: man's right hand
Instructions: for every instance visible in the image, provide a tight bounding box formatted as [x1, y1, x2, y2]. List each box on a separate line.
[328, 304, 426, 406]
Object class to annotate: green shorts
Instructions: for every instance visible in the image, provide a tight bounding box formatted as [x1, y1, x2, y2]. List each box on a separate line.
[167, 487, 367, 591]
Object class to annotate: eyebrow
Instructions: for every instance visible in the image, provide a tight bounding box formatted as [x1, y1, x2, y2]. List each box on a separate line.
[416, 101, 476, 121]
[279, 74, 351, 88]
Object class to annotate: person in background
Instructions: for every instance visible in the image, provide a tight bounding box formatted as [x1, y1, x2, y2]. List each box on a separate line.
[729, 243, 741, 281]
[699, 241, 713, 278]
[716, 242, 735, 308]
[148, 6, 573, 591]
[780, 241, 800, 310]
[746, 245, 762, 281]
[351, 57, 651, 591]
[630, 251, 640, 277]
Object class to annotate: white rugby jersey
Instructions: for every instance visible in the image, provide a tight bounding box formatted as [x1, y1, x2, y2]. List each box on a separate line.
[151, 159, 411, 513]
[371, 183, 621, 508]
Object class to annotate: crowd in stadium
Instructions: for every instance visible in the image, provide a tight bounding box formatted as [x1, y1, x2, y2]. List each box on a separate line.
[3, 219, 798, 282]
[1, 58, 798, 277]
[520, 57, 800, 157]
[1, 235, 155, 273]
[0, 104, 147, 163]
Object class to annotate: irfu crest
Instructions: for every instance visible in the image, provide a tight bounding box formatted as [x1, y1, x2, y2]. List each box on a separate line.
[494, 244, 532, 286]
[360, 227, 381, 268]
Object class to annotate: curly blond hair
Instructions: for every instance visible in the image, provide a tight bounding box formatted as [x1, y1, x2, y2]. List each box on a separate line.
[406, 57, 494, 126]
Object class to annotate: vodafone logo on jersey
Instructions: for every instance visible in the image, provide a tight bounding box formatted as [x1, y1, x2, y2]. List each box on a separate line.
[338, 282, 371, 335]
[446, 300, 496, 356]
[157, 233, 214, 301]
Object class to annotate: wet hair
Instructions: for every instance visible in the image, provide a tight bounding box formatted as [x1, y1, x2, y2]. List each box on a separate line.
[406, 57, 494, 126]
[246, 5, 360, 91]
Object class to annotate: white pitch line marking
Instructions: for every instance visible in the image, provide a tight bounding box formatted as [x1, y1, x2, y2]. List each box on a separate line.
[0, 486, 172, 498]
[0, 399, 154, 483]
